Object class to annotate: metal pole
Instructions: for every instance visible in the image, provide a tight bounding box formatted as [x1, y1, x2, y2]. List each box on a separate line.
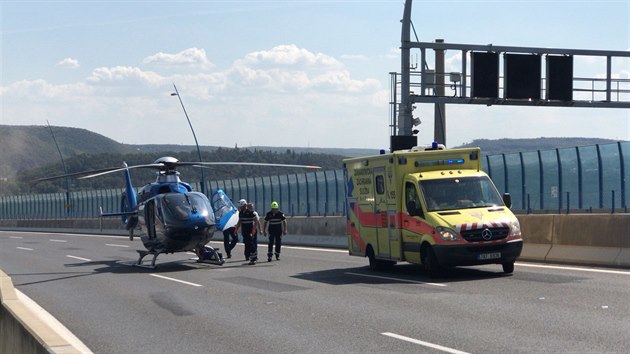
[434, 38, 446, 145]
[596, 144, 603, 209]
[520, 152, 526, 210]
[46, 121, 71, 214]
[502, 153, 508, 194]
[398, 0, 413, 137]
[556, 148, 563, 213]
[538, 150, 544, 210]
[618, 142, 626, 212]
[171, 84, 205, 195]
[576, 147, 583, 209]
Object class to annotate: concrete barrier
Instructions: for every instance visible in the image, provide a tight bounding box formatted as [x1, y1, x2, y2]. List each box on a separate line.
[516, 215, 554, 262]
[1, 270, 83, 354]
[514, 213, 630, 267]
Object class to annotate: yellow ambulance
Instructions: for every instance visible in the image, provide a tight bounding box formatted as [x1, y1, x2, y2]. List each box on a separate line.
[343, 145, 522, 274]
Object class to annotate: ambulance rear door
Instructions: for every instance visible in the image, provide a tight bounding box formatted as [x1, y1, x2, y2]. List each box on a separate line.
[374, 166, 399, 260]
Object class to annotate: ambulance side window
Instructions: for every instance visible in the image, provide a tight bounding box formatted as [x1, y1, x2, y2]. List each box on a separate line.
[375, 176, 385, 195]
[405, 182, 424, 218]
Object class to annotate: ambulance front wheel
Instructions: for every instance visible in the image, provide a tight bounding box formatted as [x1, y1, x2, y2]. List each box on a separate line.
[502, 262, 515, 274]
[421, 245, 440, 276]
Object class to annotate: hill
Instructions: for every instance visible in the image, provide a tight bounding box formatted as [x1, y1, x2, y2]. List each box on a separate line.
[0, 125, 136, 179]
[2, 124, 626, 195]
[0, 125, 376, 180]
[455, 137, 622, 155]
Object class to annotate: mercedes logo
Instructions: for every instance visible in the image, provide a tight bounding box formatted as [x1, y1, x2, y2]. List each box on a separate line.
[482, 228, 493, 241]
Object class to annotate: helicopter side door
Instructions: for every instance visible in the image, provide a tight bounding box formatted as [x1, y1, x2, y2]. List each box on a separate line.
[144, 200, 157, 239]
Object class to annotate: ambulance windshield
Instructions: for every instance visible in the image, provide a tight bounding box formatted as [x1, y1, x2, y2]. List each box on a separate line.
[420, 176, 504, 212]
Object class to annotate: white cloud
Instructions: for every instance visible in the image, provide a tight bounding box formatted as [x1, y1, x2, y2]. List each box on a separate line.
[228, 45, 380, 94]
[0, 44, 392, 148]
[340, 54, 369, 61]
[56, 57, 79, 69]
[86, 66, 164, 86]
[143, 48, 215, 69]
[383, 47, 399, 60]
[238, 44, 341, 68]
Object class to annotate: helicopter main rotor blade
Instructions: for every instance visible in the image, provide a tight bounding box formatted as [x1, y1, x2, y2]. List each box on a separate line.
[176, 162, 321, 169]
[78, 163, 163, 179]
[30, 163, 164, 184]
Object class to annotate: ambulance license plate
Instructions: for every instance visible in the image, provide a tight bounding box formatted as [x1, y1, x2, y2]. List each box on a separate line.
[477, 252, 501, 260]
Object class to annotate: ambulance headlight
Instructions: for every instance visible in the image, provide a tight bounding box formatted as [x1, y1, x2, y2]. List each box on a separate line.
[436, 227, 460, 241]
[509, 220, 521, 236]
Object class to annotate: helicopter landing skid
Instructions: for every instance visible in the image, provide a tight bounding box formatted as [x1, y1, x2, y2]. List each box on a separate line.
[134, 250, 159, 269]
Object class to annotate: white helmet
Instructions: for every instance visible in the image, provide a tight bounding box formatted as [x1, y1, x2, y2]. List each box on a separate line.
[238, 199, 247, 207]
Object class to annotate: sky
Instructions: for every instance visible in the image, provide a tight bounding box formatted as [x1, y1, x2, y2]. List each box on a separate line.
[1, 0, 629, 149]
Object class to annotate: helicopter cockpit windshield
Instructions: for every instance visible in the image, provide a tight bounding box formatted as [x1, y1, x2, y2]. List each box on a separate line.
[159, 192, 214, 226]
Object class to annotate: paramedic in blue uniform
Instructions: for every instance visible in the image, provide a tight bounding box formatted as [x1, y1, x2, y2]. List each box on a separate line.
[263, 201, 287, 262]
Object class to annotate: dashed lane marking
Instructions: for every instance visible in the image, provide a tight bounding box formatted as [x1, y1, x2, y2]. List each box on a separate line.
[381, 332, 470, 354]
[16, 247, 33, 251]
[66, 255, 92, 262]
[50, 239, 67, 243]
[150, 274, 202, 287]
[345, 272, 447, 287]
[105, 243, 130, 248]
[9, 236, 23, 239]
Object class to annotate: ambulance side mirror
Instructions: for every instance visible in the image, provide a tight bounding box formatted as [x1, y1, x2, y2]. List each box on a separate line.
[502, 193, 512, 208]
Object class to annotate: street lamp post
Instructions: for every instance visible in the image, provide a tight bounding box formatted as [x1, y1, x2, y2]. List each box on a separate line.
[171, 84, 206, 195]
[46, 121, 71, 215]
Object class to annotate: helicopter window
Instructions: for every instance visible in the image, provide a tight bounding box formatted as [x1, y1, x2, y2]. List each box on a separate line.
[158, 185, 171, 194]
[145, 200, 156, 239]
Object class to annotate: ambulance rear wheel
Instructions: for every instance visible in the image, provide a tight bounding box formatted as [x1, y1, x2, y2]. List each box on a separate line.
[502, 262, 515, 274]
[367, 246, 378, 271]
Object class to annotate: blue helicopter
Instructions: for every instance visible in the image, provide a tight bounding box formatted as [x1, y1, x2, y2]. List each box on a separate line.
[35, 156, 319, 268]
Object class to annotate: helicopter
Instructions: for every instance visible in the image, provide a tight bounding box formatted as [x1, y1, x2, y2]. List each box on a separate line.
[34, 156, 320, 268]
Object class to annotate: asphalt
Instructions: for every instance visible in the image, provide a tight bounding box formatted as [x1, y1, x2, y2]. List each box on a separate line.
[1, 230, 629, 354]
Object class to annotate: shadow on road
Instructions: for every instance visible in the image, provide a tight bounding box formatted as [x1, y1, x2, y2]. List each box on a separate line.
[292, 263, 511, 286]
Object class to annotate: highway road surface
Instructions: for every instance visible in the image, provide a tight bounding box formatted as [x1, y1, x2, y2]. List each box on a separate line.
[1, 230, 629, 353]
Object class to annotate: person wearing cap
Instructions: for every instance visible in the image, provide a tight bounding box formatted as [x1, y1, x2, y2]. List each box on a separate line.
[263, 201, 287, 262]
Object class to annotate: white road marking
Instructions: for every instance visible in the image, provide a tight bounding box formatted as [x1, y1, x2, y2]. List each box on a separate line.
[15, 289, 94, 354]
[16, 247, 33, 251]
[285, 245, 348, 253]
[50, 239, 67, 243]
[516, 262, 630, 275]
[150, 274, 202, 287]
[206, 241, 348, 253]
[382, 332, 470, 354]
[105, 243, 130, 248]
[66, 255, 92, 262]
[345, 272, 446, 287]
[0, 231, 128, 240]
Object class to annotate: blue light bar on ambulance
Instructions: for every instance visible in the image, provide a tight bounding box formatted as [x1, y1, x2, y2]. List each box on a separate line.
[414, 158, 465, 167]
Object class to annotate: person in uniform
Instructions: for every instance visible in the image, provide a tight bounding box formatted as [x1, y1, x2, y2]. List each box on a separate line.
[223, 225, 238, 259]
[235, 201, 260, 265]
[263, 201, 287, 262]
[235, 199, 250, 260]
